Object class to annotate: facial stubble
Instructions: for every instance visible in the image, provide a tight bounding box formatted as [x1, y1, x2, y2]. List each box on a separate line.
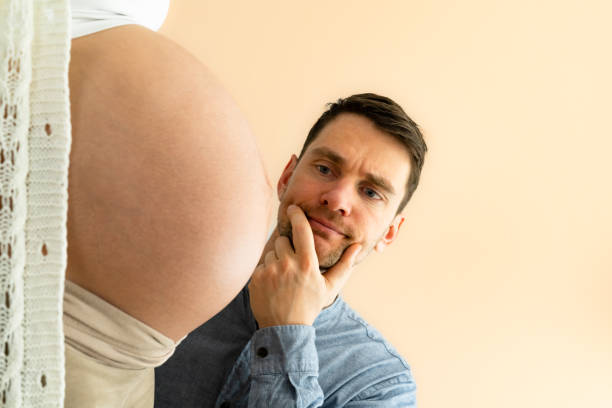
[277, 214, 356, 271]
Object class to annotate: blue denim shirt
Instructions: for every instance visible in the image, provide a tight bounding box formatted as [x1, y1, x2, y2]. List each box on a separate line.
[155, 286, 416, 407]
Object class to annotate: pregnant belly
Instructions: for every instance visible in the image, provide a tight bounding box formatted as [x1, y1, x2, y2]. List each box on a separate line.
[66, 25, 273, 340]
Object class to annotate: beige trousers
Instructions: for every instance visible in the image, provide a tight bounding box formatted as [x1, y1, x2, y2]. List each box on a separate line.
[63, 281, 178, 408]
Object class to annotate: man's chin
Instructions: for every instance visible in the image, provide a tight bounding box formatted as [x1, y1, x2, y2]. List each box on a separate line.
[314, 246, 345, 270]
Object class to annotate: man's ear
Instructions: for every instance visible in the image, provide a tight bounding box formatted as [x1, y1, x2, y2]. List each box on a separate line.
[374, 214, 405, 253]
[277, 154, 298, 199]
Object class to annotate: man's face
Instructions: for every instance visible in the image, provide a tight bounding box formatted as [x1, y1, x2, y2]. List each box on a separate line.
[277, 113, 412, 269]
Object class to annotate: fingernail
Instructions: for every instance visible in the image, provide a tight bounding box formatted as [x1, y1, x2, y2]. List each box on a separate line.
[352, 245, 362, 260]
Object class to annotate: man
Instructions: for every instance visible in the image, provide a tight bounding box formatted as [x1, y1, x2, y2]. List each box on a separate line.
[155, 93, 427, 407]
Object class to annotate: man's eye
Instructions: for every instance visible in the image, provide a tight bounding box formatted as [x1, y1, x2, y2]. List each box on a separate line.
[317, 165, 331, 175]
[363, 187, 382, 200]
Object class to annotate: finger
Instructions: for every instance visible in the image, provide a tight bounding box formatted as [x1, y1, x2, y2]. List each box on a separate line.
[287, 205, 317, 260]
[264, 250, 277, 266]
[249, 264, 265, 285]
[323, 243, 362, 294]
[274, 235, 293, 258]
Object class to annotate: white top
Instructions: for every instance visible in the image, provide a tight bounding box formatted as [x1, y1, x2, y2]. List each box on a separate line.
[71, 0, 170, 38]
[1, 0, 72, 406]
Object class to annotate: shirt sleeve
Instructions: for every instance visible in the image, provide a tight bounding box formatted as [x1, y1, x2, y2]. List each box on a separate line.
[345, 374, 417, 407]
[245, 325, 416, 408]
[247, 325, 324, 408]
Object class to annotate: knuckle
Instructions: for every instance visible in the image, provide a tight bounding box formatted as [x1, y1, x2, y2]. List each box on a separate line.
[264, 262, 277, 275]
[294, 225, 310, 239]
[299, 258, 313, 272]
[250, 267, 264, 284]
[279, 257, 291, 270]
[292, 219, 306, 229]
[264, 251, 276, 263]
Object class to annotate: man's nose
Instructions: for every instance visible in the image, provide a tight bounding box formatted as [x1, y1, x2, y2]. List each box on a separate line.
[319, 182, 353, 216]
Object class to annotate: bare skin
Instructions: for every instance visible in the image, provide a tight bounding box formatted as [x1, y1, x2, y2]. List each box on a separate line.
[249, 205, 361, 328]
[67, 25, 274, 342]
[248, 113, 411, 328]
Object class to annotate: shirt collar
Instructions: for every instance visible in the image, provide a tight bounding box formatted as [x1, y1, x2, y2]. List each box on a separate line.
[314, 293, 344, 325]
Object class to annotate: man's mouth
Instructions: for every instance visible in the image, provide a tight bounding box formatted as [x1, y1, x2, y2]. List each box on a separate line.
[307, 215, 346, 237]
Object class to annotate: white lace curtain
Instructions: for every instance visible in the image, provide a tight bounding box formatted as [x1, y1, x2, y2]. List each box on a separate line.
[0, 0, 71, 407]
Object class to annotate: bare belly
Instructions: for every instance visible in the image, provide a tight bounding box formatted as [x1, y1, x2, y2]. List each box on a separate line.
[67, 25, 273, 341]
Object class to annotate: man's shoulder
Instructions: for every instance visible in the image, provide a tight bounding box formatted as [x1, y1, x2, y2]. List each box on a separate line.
[313, 297, 415, 404]
[317, 297, 409, 365]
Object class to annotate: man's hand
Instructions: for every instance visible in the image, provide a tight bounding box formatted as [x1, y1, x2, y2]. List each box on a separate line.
[249, 205, 361, 328]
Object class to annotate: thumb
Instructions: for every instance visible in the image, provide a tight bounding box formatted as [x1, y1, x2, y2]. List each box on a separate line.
[324, 243, 362, 294]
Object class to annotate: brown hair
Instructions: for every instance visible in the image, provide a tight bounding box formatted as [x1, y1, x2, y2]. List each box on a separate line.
[298, 93, 427, 212]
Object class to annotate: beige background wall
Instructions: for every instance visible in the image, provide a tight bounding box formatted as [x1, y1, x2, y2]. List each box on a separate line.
[159, 1, 611, 407]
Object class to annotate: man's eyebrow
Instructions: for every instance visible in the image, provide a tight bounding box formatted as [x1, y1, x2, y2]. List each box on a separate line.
[310, 147, 345, 165]
[309, 146, 396, 196]
[364, 173, 396, 196]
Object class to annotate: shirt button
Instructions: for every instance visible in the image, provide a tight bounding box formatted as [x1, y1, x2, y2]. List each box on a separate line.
[220, 402, 231, 408]
[256, 347, 268, 358]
